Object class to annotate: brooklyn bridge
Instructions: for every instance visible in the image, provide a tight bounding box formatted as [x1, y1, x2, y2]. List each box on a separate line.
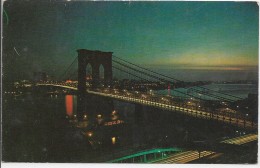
[36, 49, 257, 131]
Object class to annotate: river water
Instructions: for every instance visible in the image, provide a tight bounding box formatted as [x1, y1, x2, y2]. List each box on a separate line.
[2, 83, 257, 162]
[157, 83, 258, 100]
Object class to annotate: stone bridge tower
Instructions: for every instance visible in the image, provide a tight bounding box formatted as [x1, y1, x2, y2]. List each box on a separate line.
[77, 49, 113, 121]
[77, 49, 113, 93]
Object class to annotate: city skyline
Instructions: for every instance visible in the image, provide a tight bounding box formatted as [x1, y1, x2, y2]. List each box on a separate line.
[3, 1, 259, 81]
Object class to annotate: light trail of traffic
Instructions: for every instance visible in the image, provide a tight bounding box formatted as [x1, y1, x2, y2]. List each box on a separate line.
[221, 134, 258, 145]
[87, 90, 256, 129]
[35, 83, 257, 130]
[154, 150, 215, 163]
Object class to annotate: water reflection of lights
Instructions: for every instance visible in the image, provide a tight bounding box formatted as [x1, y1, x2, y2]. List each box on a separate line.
[96, 114, 103, 124]
[104, 120, 124, 126]
[112, 115, 118, 120]
[65, 95, 73, 117]
[87, 132, 93, 137]
[112, 137, 116, 145]
[76, 121, 88, 128]
[112, 110, 118, 120]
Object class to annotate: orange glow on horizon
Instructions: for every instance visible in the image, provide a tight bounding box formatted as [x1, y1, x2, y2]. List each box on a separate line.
[151, 52, 258, 69]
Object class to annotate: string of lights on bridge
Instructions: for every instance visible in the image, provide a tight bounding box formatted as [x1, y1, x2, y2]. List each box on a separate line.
[59, 55, 244, 103]
[36, 54, 257, 130]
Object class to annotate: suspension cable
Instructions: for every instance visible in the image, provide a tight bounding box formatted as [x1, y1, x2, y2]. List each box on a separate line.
[113, 55, 243, 101]
[112, 65, 211, 102]
[59, 56, 77, 80]
[113, 59, 236, 102]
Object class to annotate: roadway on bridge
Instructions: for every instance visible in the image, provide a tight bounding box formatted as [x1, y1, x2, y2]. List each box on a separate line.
[36, 83, 257, 130]
[87, 90, 256, 130]
[153, 150, 215, 164]
[220, 134, 258, 145]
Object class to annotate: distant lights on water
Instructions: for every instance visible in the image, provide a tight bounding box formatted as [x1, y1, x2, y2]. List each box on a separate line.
[87, 132, 93, 137]
[112, 137, 116, 145]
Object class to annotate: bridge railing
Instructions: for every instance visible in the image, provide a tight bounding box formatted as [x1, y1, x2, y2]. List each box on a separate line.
[36, 82, 257, 130]
[90, 87, 257, 129]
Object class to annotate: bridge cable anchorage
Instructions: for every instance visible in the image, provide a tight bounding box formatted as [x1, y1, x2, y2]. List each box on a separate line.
[113, 59, 237, 102]
[113, 55, 244, 101]
[58, 56, 78, 80]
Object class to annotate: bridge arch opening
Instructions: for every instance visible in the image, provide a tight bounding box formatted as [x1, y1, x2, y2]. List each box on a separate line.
[86, 63, 92, 81]
[99, 64, 104, 81]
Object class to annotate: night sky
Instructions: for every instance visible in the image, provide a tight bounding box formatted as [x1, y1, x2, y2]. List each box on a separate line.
[2, 0, 259, 81]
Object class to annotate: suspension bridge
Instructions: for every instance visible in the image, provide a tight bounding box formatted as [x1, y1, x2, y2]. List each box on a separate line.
[36, 49, 257, 130]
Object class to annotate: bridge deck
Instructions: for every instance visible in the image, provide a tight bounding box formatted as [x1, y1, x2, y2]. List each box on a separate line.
[88, 90, 257, 130]
[36, 83, 257, 130]
[220, 134, 258, 145]
[153, 150, 215, 164]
